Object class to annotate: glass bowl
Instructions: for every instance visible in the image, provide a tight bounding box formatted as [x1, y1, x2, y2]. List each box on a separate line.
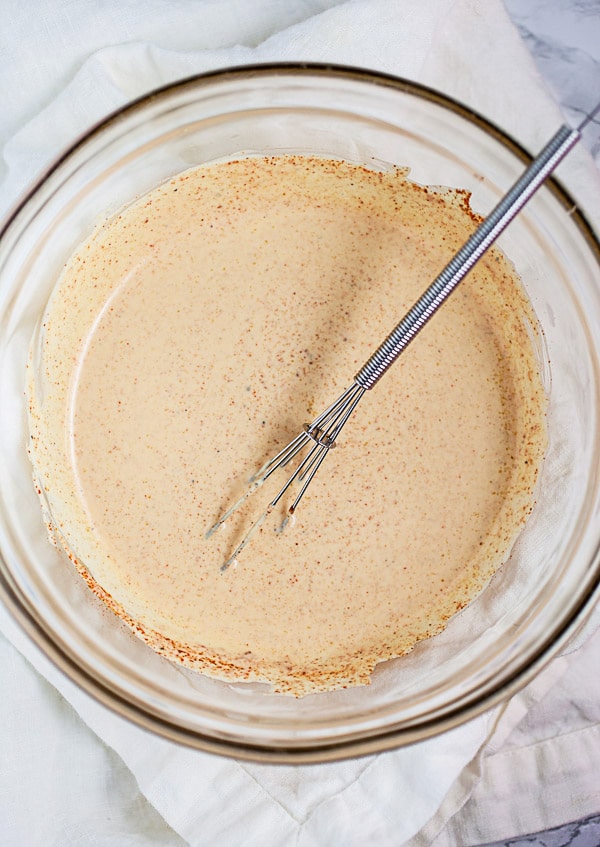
[0, 65, 599, 762]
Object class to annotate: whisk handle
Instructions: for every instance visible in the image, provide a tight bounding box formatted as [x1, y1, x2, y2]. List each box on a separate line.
[354, 122, 580, 391]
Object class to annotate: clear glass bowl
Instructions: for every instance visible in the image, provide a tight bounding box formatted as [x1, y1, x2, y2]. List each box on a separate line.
[0, 65, 599, 762]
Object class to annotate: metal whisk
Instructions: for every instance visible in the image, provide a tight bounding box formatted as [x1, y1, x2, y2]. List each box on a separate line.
[209, 104, 599, 571]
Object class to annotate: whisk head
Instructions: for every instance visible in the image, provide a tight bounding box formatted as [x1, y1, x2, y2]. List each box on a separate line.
[207, 380, 365, 570]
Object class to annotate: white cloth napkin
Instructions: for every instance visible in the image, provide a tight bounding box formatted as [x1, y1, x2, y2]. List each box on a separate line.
[1, 1, 599, 845]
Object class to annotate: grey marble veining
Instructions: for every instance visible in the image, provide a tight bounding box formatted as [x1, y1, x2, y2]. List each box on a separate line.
[483, 812, 600, 847]
[503, 0, 600, 161]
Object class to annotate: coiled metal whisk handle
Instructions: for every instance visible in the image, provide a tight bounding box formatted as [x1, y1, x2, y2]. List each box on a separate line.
[355, 122, 581, 390]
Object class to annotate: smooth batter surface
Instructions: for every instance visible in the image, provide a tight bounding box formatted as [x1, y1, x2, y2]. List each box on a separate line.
[28, 157, 546, 695]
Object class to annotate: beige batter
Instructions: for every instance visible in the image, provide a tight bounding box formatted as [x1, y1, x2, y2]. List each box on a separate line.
[27, 156, 546, 695]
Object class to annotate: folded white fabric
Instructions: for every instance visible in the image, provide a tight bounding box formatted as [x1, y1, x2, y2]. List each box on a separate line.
[418, 629, 600, 846]
[1, 1, 599, 845]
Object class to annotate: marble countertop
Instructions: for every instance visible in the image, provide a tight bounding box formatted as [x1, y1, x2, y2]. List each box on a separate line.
[483, 815, 600, 847]
[504, 0, 600, 162]
[484, 813, 600, 847]
[489, 6, 600, 846]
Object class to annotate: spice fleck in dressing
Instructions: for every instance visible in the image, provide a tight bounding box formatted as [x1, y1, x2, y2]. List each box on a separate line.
[27, 157, 546, 695]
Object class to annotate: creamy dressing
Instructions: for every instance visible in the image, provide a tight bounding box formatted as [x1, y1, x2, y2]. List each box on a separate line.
[28, 156, 546, 695]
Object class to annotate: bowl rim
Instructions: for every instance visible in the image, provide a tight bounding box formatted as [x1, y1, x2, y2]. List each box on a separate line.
[1, 61, 599, 763]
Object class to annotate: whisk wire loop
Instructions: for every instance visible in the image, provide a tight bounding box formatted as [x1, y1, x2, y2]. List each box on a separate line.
[209, 382, 365, 569]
